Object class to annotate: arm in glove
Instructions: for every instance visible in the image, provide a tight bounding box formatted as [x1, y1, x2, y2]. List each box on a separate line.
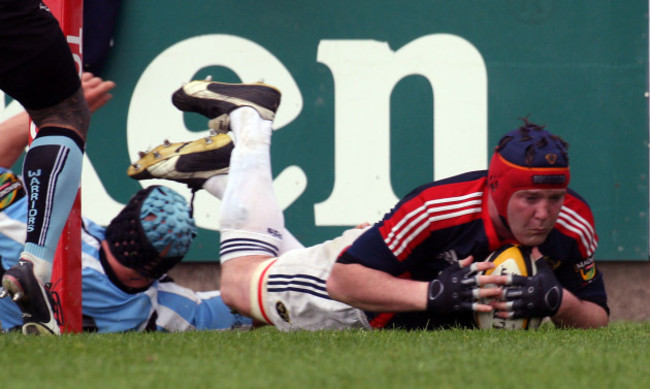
[498, 259, 563, 319]
[426, 257, 505, 314]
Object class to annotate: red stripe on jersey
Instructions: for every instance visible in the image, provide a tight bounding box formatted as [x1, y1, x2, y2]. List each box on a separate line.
[555, 193, 598, 257]
[379, 178, 486, 261]
[369, 312, 396, 329]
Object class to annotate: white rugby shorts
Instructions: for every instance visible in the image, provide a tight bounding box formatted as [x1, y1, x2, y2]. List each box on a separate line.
[249, 227, 371, 331]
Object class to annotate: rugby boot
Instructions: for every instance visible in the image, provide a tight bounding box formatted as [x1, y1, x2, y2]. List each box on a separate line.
[127, 130, 234, 190]
[0, 259, 61, 335]
[171, 80, 281, 131]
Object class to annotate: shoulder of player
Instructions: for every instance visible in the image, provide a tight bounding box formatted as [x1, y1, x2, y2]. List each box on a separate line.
[552, 188, 598, 257]
[561, 188, 596, 223]
[403, 170, 487, 202]
[430, 170, 487, 189]
[383, 171, 486, 230]
[376, 172, 488, 257]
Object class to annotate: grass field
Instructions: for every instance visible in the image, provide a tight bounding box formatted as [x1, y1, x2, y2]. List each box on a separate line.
[1, 321, 648, 389]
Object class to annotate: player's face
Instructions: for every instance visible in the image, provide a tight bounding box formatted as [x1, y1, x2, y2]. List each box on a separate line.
[507, 188, 566, 246]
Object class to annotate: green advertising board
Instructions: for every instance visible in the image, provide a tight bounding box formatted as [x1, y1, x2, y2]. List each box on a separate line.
[1, 0, 647, 261]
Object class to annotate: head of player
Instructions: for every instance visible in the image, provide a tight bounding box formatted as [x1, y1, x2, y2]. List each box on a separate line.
[487, 120, 570, 247]
[104, 185, 197, 288]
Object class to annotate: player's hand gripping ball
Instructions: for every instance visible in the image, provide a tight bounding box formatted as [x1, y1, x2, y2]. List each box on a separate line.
[474, 244, 543, 330]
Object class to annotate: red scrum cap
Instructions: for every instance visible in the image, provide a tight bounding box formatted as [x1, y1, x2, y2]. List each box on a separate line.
[487, 120, 570, 226]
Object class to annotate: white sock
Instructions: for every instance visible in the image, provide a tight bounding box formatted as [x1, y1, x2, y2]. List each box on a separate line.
[19, 252, 52, 284]
[229, 106, 272, 149]
[205, 172, 302, 254]
[203, 174, 228, 199]
[280, 229, 304, 253]
[219, 107, 284, 264]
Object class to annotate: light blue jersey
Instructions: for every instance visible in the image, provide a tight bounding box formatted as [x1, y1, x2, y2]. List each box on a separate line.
[0, 168, 251, 333]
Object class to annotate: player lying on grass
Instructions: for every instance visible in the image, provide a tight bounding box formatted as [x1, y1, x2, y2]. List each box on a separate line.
[129, 79, 608, 330]
[0, 74, 251, 333]
[327, 122, 609, 329]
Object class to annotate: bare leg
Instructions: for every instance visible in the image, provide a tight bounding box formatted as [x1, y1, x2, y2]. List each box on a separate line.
[27, 87, 90, 140]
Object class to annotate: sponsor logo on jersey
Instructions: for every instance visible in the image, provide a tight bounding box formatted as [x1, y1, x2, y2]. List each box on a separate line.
[0, 172, 25, 211]
[574, 256, 596, 282]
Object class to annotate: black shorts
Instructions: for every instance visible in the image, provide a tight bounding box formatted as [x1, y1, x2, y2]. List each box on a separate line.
[0, 0, 81, 109]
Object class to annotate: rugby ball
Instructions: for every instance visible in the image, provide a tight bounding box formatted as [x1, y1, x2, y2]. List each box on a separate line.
[474, 244, 542, 330]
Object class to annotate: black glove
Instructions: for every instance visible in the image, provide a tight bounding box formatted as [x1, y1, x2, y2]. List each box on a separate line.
[502, 259, 563, 318]
[426, 263, 481, 313]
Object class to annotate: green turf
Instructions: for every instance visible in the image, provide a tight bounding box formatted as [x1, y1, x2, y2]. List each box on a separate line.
[1, 322, 648, 389]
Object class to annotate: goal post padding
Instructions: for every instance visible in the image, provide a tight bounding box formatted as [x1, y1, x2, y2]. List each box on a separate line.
[42, 0, 84, 334]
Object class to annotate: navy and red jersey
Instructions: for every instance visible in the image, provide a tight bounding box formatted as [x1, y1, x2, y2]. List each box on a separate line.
[337, 170, 607, 330]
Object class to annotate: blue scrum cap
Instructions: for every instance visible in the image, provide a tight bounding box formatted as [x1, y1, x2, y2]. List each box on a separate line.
[105, 185, 197, 279]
